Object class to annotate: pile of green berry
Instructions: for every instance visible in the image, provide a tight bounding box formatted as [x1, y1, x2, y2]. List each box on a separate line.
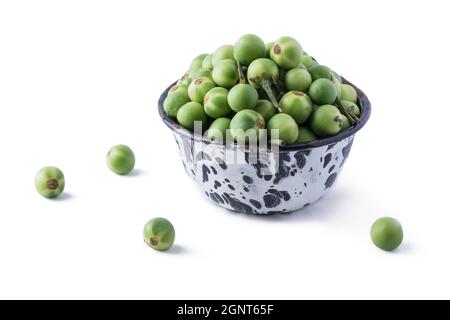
[164, 34, 361, 145]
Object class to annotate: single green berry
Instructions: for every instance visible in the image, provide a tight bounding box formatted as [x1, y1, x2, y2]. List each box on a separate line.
[267, 113, 299, 144]
[176, 102, 208, 131]
[296, 127, 317, 143]
[227, 84, 259, 112]
[35, 166, 65, 198]
[212, 59, 239, 89]
[163, 90, 190, 118]
[371, 217, 404, 251]
[230, 110, 265, 142]
[233, 34, 266, 66]
[270, 36, 303, 69]
[301, 55, 318, 68]
[309, 78, 338, 105]
[310, 105, 345, 137]
[340, 84, 358, 103]
[204, 87, 231, 119]
[188, 77, 216, 103]
[247, 58, 280, 88]
[189, 54, 208, 73]
[308, 65, 333, 81]
[207, 117, 231, 142]
[254, 99, 278, 123]
[279, 91, 313, 125]
[285, 68, 312, 92]
[107, 145, 136, 175]
[168, 83, 188, 96]
[341, 100, 361, 117]
[144, 218, 175, 251]
[177, 71, 192, 87]
[212, 45, 234, 67]
[202, 54, 213, 69]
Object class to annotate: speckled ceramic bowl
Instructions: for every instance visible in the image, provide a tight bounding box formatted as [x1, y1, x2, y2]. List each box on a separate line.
[159, 78, 371, 214]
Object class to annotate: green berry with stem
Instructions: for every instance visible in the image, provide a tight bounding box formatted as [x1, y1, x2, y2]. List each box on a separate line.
[107, 145, 136, 175]
[144, 218, 175, 252]
[341, 100, 361, 117]
[230, 110, 265, 142]
[35, 166, 65, 198]
[310, 105, 345, 137]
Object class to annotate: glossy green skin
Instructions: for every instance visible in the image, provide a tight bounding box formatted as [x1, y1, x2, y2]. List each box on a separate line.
[265, 42, 274, 57]
[212, 45, 234, 67]
[230, 110, 265, 142]
[207, 117, 231, 142]
[204, 87, 231, 118]
[144, 218, 175, 251]
[247, 58, 280, 88]
[309, 79, 338, 105]
[310, 105, 344, 137]
[341, 116, 351, 131]
[190, 54, 208, 73]
[191, 67, 213, 81]
[35, 166, 65, 198]
[176, 102, 208, 131]
[168, 83, 188, 96]
[341, 100, 361, 117]
[308, 65, 333, 81]
[270, 36, 303, 69]
[212, 59, 239, 89]
[227, 84, 259, 112]
[233, 34, 266, 66]
[279, 91, 313, 125]
[202, 54, 213, 69]
[295, 127, 317, 143]
[254, 99, 278, 123]
[107, 145, 136, 175]
[340, 84, 358, 103]
[301, 55, 318, 68]
[163, 91, 190, 118]
[285, 68, 312, 92]
[267, 113, 299, 144]
[188, 77, 215, 103]
[371, 217, 404, 251]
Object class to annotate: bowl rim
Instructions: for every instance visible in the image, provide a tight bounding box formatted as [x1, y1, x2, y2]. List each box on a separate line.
[158, 76, 371, 151]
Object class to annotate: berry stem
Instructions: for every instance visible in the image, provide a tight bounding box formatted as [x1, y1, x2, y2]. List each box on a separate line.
[335, 99, 360, 124]
[261, 79, 282, 112]
[237, 61, 247, 84]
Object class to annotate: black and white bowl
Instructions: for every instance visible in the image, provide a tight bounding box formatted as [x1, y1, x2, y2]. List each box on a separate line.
[159, 78, 371, 215]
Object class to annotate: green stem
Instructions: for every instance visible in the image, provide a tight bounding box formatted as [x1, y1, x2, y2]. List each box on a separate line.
[237, 61, 246, 84]
[271, 75, 285, 98]
[336, 99, 359, 124]
[261, 79, 282, 112]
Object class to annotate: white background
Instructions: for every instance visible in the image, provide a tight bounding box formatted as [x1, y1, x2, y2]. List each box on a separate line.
[0, 0, 449, 300]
